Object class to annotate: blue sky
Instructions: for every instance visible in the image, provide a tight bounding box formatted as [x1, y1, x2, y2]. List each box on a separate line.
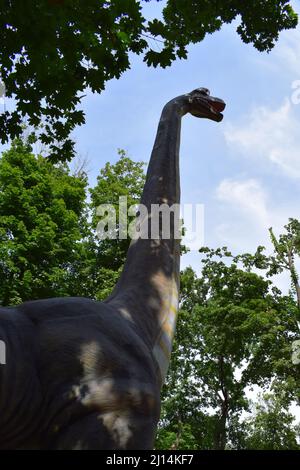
[72, 0, 300, 289]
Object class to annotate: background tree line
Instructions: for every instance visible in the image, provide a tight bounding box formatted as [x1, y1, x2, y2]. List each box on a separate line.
[0, 138, 299, 449]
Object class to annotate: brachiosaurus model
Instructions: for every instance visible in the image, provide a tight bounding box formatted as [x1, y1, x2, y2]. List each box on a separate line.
[0, 88, 225, 449]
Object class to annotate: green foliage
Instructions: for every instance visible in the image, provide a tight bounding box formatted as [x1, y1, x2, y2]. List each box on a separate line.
[0, 1, 297, 160]
[0, 141, 145, 304]
[156, 411, 218, 450]
[0, 138, 88, 305]
[243, 393, 300, 450]
[237, 219, 300, 315]
[234, 220, 300, 401]
[0, 0, 147, 161]
[268, 220, 300, 312]
[157, 247, 299, 449]
[146, 0, 297, 66]
[89, 149, 145, 271]
[70, 151, 145, 300]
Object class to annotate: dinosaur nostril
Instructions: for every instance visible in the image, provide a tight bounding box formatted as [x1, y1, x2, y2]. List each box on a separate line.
[197, 88, 210, 96]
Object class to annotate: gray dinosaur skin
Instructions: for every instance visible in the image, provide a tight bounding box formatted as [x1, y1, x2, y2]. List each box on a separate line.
[0, 297, 159, 449]
[0, 89, 225, 449]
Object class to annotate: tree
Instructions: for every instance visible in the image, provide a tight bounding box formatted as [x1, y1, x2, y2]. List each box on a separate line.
[0, 140, 146, 305]
[0, 138, 87, 305]
[268, 220, 300, 315]
[0, 1, 297, 160]
[243, 392, 300, 450]
[89, 149, 145, 271]
[156, 412, 217, 450]
[71, 149, 146, 301]
[238, 220, 300, 398]
[156, 248, 299, 449]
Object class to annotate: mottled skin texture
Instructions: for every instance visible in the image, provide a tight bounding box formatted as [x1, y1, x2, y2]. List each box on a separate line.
[0, 89, 225, 449]
[0, 298, 158, 449]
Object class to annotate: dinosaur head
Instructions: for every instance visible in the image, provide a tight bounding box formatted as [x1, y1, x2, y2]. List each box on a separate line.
[187, 88, 226, 122]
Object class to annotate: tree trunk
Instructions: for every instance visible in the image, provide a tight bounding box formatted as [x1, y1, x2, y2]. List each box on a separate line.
[214, 355, 229, 450]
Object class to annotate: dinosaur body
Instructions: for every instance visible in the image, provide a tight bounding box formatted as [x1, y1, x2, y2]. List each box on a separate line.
[0, 89, 225, 449]
[0, 297, 159, 449]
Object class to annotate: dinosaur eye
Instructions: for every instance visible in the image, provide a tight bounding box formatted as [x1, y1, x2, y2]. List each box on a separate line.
[201, 88, 210, 96]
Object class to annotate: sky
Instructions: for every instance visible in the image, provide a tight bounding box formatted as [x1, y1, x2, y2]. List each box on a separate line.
[69, 0, 300, 294]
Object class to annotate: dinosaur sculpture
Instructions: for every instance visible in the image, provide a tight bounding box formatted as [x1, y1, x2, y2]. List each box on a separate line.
[0, 88, 225, 449]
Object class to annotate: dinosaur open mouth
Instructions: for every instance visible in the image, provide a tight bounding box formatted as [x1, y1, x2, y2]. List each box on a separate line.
[190, 94, 226, 122]
[208, 98, 226, 122]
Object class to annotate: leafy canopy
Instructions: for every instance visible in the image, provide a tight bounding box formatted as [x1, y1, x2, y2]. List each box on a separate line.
[243, 392, 300, 450]
[0, 138, 88, 305]
[156, 247, 299, 449]
[0, 141, 145, 304]
[77, 150, 145, 300]
[0, 0, 297, 160]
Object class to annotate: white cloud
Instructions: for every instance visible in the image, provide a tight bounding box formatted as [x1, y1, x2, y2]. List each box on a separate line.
[273, 18, 300, 77]
[214, 178, 274, 259]
[216, 178, 270, 227]
[214, 178, 299, 294]
[214, 176, 300, 250]
[253, 6, 300, 78]
[215, 177, 300, 246]
[224, 99, 300, 178]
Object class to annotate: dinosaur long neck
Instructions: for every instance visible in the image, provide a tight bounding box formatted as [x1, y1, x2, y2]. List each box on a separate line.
[107, 97, 187, 384]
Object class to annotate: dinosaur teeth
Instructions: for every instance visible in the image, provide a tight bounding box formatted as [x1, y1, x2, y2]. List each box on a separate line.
[209, 105, 218, 114]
